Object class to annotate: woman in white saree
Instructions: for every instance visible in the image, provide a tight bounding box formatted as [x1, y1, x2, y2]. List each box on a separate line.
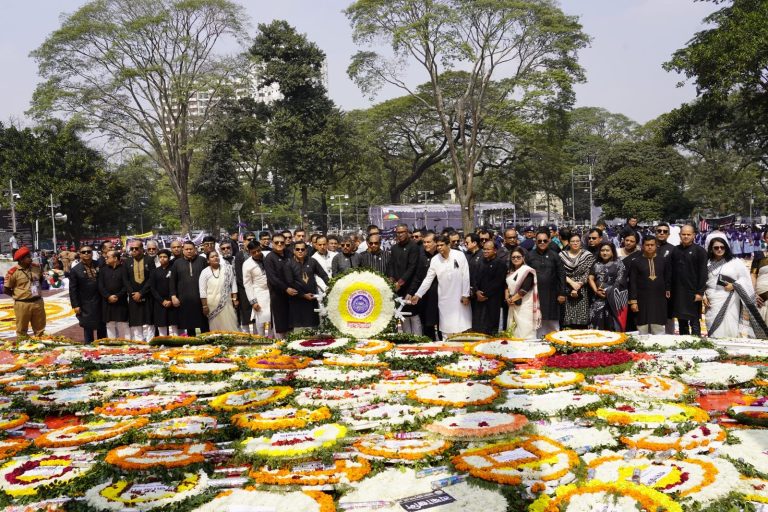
[505, 247, 541, 339]
[752, 231, 768, 325]
[704, 237, 768, 339]
[199, 251, 239, 332]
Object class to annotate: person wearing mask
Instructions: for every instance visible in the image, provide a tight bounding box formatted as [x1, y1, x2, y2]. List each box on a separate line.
[332, 237, 361, 276]
[199, 251, 239, 332]
[170, 241, 209, 335]
[472, 241, 507, 334]
[526, 228, 566, 337]
[520, 226, 536, 251]
[506, 246, 541, 339]
[284, 241, 329, 330]
[5, 247, 46, 338]
[311, 235, 334, 279]
[69, 244, 105, 342]
[151, 249, 177, 336]
[629, 236, 671, 335]
[412, 235, 472, 338]
[388, 224, 421, 334]
[125, 240, 155, 342]
[98, 250, 130, 338]
[243, 241, 272, 336]
[671, 225, 708, 336]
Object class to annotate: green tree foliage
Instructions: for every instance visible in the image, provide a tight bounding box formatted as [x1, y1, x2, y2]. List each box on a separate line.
[663, 0, 768, 189]
[0, 121, 111, 245]
[346, 0, 589, 232]
[595, 141, 693, 221]
[29, 0, 248, 233]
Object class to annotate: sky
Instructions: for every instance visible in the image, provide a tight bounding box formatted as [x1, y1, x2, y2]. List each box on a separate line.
[0, 0, 718, 126]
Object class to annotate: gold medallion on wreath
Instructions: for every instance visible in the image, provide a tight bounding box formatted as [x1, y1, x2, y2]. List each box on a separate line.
[324, 270, 396, 338]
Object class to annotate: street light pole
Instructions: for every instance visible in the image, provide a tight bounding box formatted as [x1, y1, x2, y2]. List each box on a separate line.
[9, 180, 16, 233]
[331, 194, 349, 234]
[50, 193, 57, 251]
[417, 190, 434, 229]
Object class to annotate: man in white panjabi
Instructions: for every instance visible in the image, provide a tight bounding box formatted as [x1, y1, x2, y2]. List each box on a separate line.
[199, 251, 239, 332]
[242, 241, 272, 336]
[412, 234, 471, 338]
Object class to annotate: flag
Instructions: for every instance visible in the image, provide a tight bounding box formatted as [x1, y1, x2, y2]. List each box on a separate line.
[698, 214, 709, 233]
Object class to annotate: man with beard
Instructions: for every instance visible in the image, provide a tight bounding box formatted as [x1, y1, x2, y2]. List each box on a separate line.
[410, 232, 439, 340]
[264, 233, 295, 339]
[98, 250, 129, 338]
[389, 225, 422, 334]
[219, 240, 235, 266]
[69, 245, 106, 342]
[671, 225, 707, 336]
[472, 241, 507, 334]
[332, 237, 361, 276]
[284, 241, 329, 330]
[243, 241, 271, 336]
[525, 229, 567, 337]
[125, 240, 155, 342]
[150, 249, 177, 336]
[170, 241, 209, 335]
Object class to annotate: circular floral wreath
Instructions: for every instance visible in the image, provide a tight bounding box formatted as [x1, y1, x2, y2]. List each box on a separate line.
[324, 269, 396, 338]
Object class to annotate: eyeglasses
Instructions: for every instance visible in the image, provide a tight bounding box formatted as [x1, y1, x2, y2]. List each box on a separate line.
[536, 239, 549, 244]
[656, 229, 669, 234]
[273, 241, 285, 245]
[511, 256, 523, 260]
[713, 246, 726, 250]
[395, 230, 408, 235]
[147, 247, 157, 251]
[588, 236, 599, 240]
[246, 238, 255, 242]
[341, 243, 352, 247]
[130, 247, 141, 251]
[294, 248, 306, 252]
[80, 250, 92, 254]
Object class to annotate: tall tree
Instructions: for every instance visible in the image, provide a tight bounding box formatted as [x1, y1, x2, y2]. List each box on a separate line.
[250, 20, 335, 226]
[663, 0, 768, 188]
[345, 0, 589, 232]
[29, 0, 247, 233]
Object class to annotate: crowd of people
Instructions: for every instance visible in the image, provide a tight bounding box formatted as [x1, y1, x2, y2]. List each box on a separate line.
[5, 218, 768, 342]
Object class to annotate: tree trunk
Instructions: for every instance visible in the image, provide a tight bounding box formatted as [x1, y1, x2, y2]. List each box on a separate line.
[300, 185, 309, 230]
[320, 192, 328, 233]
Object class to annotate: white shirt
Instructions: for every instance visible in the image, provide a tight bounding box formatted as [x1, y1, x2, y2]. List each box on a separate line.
[312, 250, 335, 279]
[415, 249, 472, 334]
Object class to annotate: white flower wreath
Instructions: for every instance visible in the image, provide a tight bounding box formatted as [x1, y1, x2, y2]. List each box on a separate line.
[324, 270, 396, 338]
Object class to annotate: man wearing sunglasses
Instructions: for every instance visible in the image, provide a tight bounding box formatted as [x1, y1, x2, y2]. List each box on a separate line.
[69, 245, 106, 343]
[671, 224, 708, 336]
[526, 228, 567, 337]
[264, 233, 296, 338]
[654, 222, 675, 333]
[331, 237, 361, 276]
[284, 241, 329, 331]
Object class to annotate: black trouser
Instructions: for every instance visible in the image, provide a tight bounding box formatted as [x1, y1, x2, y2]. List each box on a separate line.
[83, 323, 107, 343]
[678, 318, 701, 336]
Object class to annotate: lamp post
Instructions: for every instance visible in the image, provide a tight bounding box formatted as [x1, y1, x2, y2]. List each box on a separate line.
[417, 190, 434, 229]
[8, 180, 17, 233]
[50, 194, 66, 251]
[331, 194, 348, 233]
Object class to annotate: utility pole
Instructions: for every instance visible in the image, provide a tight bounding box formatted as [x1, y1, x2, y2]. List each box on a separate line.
[417, 190, 434, 229]
[572, 161, 595, 226]
[9, 180, 17, 233]
[50, 193, 57, 251]
[331, 194, 349, 234]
